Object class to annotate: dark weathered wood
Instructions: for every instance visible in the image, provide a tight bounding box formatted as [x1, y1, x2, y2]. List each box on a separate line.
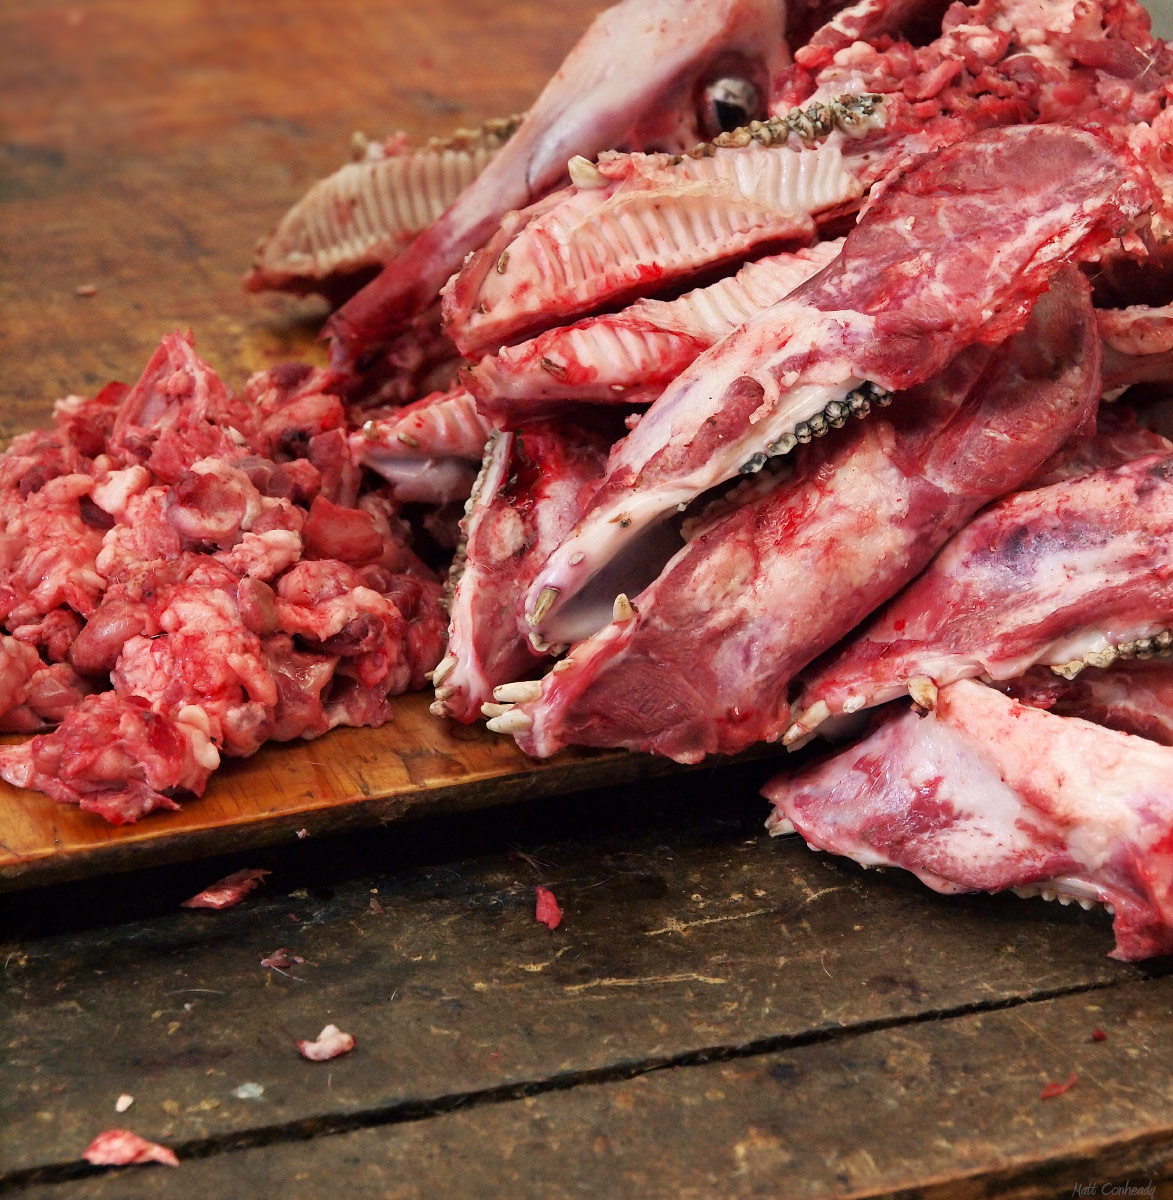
[0, 782, 1141, 1180]
[15, 977, 1173, 1199]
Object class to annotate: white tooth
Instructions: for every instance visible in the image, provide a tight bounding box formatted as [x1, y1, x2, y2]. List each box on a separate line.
[1012, 886, 1040, 899]
[429, 701, 450, 718]
[430, 654, 458, 687]
[804, 841, 821, 853]
[568, 154, 608, 188]
[768, 816, 797, 837]
[493, 680, 542, 704]
[907, 677, 938, 710]
[552, 658, 576, 674]
[1041, 889, 1057, 902]
[1105, 903, 1115, 916]
[785, 700, 830, 743]
[480, 702, 514, 718]
[433, 685, 456, 701]
[842, 694, 866, 714]
[1057, 895, 1073, 906]
[612, 593, 637, 623]
[486, 709, 534, 734]
[528, 586, 559, 627]
[1079, 899, 1096, 911]
[784, 731, 814, 753]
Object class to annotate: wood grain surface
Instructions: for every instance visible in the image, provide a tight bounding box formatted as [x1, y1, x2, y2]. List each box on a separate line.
[0, 0, 650, 889]
[0, 776, 1155, 1195]
[6, 0, 1173, 1198]
[0, 694, 692, 890]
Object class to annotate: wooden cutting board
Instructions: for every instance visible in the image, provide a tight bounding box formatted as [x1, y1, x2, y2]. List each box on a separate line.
[0, 694, 687, 890]
[0, 0, 698, 891]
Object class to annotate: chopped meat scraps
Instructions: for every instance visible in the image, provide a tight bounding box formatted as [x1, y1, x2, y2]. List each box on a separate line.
[534, 885, 563, 930]
[1039, 1074, 1079, 1100]
[260, 947, 306, 970]
[0, 333, 446, 821]
[181, 868, 270, 910]
[297, 1024, 356, 1061]
[82, 1129, 179, 1168]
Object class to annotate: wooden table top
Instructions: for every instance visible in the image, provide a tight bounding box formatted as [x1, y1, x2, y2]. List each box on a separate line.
[4, 1, 1173, 1197]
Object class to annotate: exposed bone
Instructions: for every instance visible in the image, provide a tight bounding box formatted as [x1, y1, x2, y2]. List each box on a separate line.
[680, 93, 886, 161]
[486, 709, 534, 734]
[492, 680, 543, 704]
[740, 384, 891, 472]
[421, 114, 525, 154]
[444, 431, 504, 608]
[1051, 630, 1173, 679]
[248, 118, 522, 291]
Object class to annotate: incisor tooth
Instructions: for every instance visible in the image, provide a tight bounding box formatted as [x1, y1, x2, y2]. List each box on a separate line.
[528, 586, 559, 627]
[486, 709, 534, 734]
[433, 685, 456, 701]
[493, 680, 542, 704]
[784, 700, 830, 744]
[430, 654, 458, 687]
[552, 658, 576, 674]
[612, 593, 637, 623]
[568, 155, 608, 188]
[768, 816, 797, 836]
[480, 702, 514, 718]
[907, 677, 938, 710]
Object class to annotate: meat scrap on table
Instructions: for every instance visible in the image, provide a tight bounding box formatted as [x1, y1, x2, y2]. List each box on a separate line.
[7, 0, 1173, 959]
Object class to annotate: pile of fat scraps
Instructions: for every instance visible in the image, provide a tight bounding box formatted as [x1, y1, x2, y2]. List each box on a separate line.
[0, 334, 444, 822]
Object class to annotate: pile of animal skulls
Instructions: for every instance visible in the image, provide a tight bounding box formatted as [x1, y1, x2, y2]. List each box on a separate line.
[14, 0, 1173, 957]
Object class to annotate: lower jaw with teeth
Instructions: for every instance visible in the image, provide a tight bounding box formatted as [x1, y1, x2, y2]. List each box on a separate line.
[739, 382, 892, 476]
[1051, 629, 1173, 679]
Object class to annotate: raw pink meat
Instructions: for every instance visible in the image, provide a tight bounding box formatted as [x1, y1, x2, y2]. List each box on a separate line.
[83, 1130, 178, 1168]
[182, 868, 270, 910]
[297, 1024, 355, 1061]
[535, 886, 563, 930]
[522, 124, 1155, 643]
[0, 334, 446, 822]
[792, 449, 1173, 736]
[1003, 660, 1173, 746]
[764, 679, 1173, 960]
[326, 0, 790, 362]
[468, 242, 842, 415]
[435, 419, 614, 723]
[503, 267, 1099, 760]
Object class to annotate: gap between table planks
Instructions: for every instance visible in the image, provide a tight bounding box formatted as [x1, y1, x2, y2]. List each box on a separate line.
[0, 692, 695, 890]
